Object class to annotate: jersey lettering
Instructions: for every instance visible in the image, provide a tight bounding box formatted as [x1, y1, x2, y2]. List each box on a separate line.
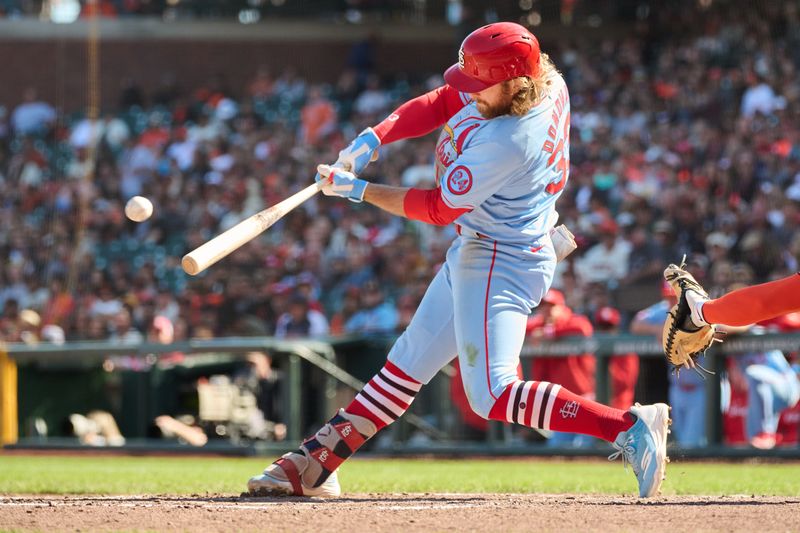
[436, 138, 455, 168]
[542, 82, 571, 195]
[435, 115, 483, 181]
[545, 113, 569, 195]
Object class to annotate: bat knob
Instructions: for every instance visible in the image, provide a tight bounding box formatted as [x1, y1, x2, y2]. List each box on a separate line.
[182, 254, 200, 276]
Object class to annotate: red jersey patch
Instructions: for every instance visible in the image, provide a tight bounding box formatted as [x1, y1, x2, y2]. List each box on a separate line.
[447, 166, 473, 195]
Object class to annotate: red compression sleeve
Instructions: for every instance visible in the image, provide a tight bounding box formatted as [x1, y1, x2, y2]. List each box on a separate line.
[373, 85, 468, 144]
[702, 273, 800, 326]
[403, 187, 469, 226]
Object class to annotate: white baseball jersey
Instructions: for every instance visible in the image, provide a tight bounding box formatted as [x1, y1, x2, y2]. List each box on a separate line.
[387, 73, 573, 418]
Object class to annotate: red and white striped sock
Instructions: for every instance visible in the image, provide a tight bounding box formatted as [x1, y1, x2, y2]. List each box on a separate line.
[345, 360, 422, 431]
[488, 380, 635, 442]
[289, 360, 422, 488]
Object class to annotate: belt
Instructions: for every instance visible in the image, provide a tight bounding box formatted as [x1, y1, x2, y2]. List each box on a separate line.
[455, 224, 546, 254]
[455, 224, 489, 240]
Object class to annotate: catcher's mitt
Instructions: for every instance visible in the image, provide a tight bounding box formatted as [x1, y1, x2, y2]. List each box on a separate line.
[662, 260, 718, 373]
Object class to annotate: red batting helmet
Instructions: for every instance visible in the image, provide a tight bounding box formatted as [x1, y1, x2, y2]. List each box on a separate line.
[444, 22, 541, 93]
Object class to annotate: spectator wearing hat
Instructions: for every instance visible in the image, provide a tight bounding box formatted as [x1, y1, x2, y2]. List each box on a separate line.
[344, 280, 398, 335]
[274, 293, 329, 339]
[631, 280, 707, 448]
[705, 232, 735, 263]
[526, 289, 595, 448]
[595, 306, 639, 410]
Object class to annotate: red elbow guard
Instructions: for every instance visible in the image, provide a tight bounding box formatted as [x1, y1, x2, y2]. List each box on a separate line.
[403, 188, 469, 226]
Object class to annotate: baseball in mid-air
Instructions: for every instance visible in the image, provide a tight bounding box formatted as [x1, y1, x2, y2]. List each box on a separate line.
[125, 196, 153, 222]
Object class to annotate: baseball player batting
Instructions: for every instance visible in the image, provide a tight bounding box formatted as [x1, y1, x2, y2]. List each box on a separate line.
[247, 22, 670, 499]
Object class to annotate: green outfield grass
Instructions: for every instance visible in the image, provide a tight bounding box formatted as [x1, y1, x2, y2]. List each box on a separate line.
[0, 455, 798, 496]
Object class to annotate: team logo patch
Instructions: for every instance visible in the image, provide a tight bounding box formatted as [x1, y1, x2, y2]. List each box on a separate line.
[447, 165, 473, 195]
[559, 400, 580, 419]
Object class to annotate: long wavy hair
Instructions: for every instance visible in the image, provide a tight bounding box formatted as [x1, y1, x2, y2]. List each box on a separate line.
[507, 52, 560, 116]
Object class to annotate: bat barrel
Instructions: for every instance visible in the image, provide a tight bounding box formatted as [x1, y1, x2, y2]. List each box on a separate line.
[181, 215, 275, 275]
[181, 182, 321, 275]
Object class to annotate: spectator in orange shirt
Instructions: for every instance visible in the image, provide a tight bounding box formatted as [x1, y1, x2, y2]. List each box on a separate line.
[300, 86, 337, 146]
[41, 277, 75, 329]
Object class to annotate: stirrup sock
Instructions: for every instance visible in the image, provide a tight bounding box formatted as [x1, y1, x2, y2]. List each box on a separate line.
[488, 380, 635, 442]
[298, 409, 375, 488]
[345, 360, 422, 430]
[301, 361, 422, 487]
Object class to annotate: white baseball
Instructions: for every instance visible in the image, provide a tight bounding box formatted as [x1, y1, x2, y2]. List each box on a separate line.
[125, 196, 153, 222]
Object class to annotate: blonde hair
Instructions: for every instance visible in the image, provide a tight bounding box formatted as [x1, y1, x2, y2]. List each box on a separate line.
[508, 52, 560, 116]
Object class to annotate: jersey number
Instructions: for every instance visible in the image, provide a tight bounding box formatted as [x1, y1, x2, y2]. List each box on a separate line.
[545, 112, 570, 195]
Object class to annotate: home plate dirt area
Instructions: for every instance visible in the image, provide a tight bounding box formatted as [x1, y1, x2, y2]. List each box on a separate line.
[1, 494, 798, 532]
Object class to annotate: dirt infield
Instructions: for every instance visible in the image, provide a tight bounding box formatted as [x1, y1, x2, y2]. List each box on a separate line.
[1, 494, 798, 532]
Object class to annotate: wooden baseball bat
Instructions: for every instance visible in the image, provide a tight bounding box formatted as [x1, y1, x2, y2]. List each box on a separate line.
[182, 182, 322, 275]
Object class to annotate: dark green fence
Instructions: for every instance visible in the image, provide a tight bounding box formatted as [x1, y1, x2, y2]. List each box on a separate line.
[4, 333, 799, 457]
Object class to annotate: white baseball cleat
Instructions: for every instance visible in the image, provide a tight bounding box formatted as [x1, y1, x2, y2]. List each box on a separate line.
[247, 450, 341, 498]
[609, 403, 671, 498]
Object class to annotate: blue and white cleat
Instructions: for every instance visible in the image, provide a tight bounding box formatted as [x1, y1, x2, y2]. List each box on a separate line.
[609, 403, 671, 498]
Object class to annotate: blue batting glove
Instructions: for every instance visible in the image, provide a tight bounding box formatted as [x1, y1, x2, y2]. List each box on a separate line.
[316, 164, 368, 203]
[335, 127, 380, 175]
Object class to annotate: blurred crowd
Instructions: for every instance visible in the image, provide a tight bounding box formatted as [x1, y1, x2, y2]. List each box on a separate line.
[0, 2, 798, 346]
[0, 0, 474, 21]
[1, 1, 799, 448]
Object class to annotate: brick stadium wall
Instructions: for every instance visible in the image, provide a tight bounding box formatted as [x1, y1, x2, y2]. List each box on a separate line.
[0, 38, 455, 112]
